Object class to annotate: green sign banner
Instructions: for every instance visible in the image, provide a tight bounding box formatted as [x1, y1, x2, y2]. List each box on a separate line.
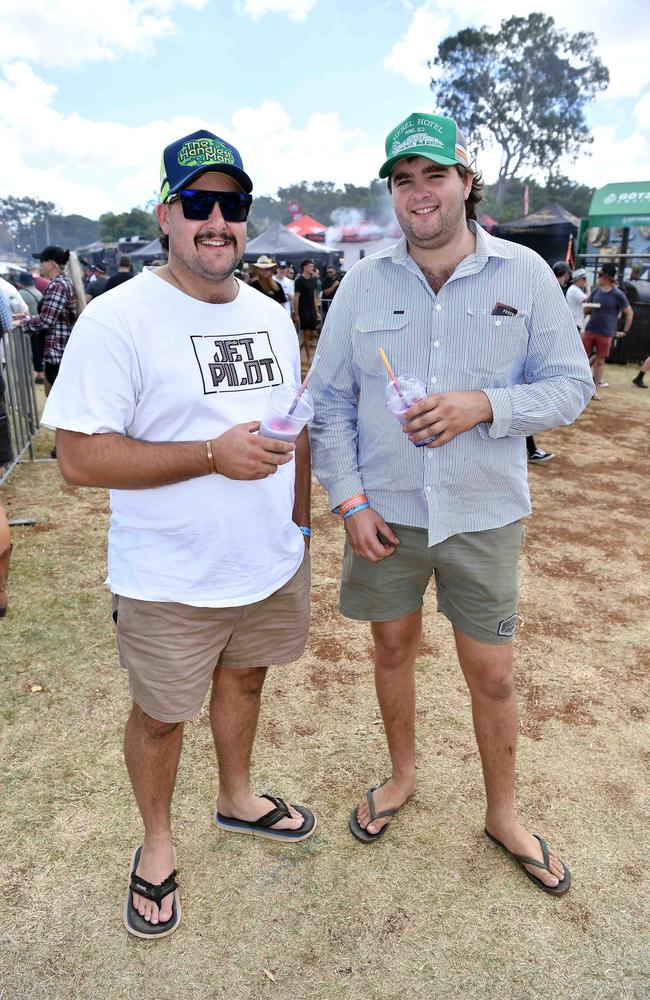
[588, 181, 650, 227]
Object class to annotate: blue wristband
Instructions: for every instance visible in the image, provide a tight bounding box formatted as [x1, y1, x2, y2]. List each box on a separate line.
[299, 525, 312, 537]
[342, 502, 370, 519]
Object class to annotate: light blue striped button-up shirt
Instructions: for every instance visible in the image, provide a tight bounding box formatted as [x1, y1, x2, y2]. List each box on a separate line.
[310, 221, 595, 546]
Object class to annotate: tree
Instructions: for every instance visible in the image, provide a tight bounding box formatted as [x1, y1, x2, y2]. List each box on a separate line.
[0, 195, 58, 256]
[99, 208, 157, 244]
[480, 174, 594, 224]
[430, 13, 609, 202]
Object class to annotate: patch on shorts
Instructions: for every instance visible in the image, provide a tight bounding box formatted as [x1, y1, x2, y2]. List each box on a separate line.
[497, 614, 518, 637]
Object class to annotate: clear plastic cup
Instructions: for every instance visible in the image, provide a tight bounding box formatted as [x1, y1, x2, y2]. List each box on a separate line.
[259, 384, 314, 442]
[385, 374, 436, 446]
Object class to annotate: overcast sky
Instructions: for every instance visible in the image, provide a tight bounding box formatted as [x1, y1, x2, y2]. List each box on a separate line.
[0, 0, 648, 219]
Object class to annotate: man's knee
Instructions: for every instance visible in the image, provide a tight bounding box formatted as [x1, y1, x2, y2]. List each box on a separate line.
[221, 665, 267, 695]
[132, 704, 183, 739]
[468, 659, 514, 700]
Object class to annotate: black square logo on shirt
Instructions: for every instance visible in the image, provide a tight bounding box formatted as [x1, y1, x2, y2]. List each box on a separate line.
[190, 330, 284, 394]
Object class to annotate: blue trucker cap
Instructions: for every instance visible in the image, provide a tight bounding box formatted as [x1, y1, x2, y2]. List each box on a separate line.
[159, 129, 253, 202]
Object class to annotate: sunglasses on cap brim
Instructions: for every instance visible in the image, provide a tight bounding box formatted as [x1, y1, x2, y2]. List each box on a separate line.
[167, 188, 253, 222]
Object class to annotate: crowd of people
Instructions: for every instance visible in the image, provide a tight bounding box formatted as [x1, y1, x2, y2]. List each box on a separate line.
[0, 113, 648, 943]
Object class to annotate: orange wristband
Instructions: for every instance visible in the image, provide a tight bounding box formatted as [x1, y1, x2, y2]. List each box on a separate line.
[339, 492, 368, 516]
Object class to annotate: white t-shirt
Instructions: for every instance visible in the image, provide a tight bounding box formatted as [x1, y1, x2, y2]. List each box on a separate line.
[277, 275, 294, 314]
[42, 270, 305, 607]
[566, 282, 587, 329]
[0, 276, 28, 314]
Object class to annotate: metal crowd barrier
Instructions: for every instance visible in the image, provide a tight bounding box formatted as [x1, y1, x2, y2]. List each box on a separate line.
[0, 327, 41, 485]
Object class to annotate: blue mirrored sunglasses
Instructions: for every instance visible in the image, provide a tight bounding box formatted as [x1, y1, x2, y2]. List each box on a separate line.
[167, 189, 252, 222]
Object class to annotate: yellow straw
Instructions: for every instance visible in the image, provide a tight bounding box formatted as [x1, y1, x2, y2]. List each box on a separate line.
[379, 348, 405, 400]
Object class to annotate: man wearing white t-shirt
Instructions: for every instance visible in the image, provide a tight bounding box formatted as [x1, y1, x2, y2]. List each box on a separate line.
[566, 269, 589, 332]
[276, 260, 295, 315]
[42, 129, 314, 940]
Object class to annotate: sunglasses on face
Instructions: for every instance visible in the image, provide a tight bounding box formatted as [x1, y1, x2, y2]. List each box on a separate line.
[167, 188, 253, 222]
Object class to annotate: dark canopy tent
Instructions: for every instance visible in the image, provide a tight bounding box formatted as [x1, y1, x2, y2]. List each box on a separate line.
[492, 203, 579, 266]
[129, 238, 166, 260]
[243, 223, 338, 265]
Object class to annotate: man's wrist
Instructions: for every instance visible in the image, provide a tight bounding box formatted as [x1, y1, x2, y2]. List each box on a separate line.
[475, 390, 494, 424]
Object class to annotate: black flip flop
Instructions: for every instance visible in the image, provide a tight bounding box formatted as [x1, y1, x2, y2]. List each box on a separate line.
[124, 846, 181, 939]
[485, 829, 572, 896]
[215, 794, 316, 842]
[349, 780, 404, 843]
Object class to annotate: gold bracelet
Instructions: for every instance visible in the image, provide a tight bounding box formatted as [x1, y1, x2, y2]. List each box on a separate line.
[205, 439, 218, 475]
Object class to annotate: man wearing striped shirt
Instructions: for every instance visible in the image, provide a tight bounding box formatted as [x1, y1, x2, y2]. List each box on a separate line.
[310, 112, 594, 895]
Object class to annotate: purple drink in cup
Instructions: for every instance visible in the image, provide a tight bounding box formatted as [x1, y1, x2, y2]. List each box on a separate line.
[385, 374, 437, 446]
[259, 384, 314, 442]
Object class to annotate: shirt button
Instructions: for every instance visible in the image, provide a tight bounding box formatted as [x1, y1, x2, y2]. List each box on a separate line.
[435, 304, 442, 311]
[425, 486, 432, 492]
[433, 340, 440, 348]
[428, 452, 434, 459]
[431, 376, 437, 384]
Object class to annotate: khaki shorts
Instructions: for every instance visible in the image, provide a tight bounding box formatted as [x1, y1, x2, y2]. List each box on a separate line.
[340, 522, 524, 645]
[113, 549, 310, 722]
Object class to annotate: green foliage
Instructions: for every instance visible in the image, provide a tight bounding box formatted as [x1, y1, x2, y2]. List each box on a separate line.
[98, 207, 157, 244]
[0, 195, 100, 256]
[431, 13, 609, 198]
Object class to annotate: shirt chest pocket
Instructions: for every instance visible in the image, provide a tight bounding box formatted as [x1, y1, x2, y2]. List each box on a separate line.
[353, 311, 410, 378]
[463, 310, 528, 378]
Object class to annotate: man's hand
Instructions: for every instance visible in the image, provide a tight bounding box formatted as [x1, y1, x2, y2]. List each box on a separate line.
[404, 391, 493, 448]
[344, 507, 400, 562]
[212, 422, 295, 480]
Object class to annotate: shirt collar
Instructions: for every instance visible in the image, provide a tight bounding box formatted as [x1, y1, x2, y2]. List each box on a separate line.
[385, 220, 515, 269]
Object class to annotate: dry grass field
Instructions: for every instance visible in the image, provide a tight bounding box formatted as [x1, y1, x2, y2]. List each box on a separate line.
[1, 364, 648, 1000]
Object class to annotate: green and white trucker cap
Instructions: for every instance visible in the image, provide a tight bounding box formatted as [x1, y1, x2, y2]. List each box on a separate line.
[379, 112, 470, 178]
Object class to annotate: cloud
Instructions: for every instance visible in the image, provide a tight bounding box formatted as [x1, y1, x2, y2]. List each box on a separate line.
[0, 0, 207, 68]
[633, 91, 650, 131]
[383, 6, 451, 87]
[237, 0, 317, 21]
[0, 63, 379, 217]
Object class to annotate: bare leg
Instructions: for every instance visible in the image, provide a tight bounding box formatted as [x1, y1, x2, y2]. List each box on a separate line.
[355, 610, 421, 835]
[453, 628, 565, 887]
[592, 356, 606, 395]
[211, 665, 304, 830]
[123, 704, 183, 923]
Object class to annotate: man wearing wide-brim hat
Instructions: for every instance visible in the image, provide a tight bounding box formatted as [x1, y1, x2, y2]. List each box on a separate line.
[249, 255, 288, 308]
[310, 110, 594, 896]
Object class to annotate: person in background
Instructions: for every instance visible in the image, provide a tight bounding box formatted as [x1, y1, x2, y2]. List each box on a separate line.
[14, 271, 44, 384]
[85, 262, 108, 300]
[0, 287, 15, 472]
[19, 246, 86, 400]
[566, 269, 589, 333]
[276, 261, 295, 316]
[32, 270, 49, 295]
[0, 288, 13, 617]
[552, 260, 571, 294]
[322, 264, 341, 321]
[249, 255, 287, 306]
[293, 259, 320, 360]
[104, 255, 135, 293]
[631, 355, 649, 389]
[582, 262, 633, 400]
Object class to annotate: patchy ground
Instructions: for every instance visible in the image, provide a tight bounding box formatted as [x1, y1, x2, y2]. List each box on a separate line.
[1, 364, 648, 1000]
